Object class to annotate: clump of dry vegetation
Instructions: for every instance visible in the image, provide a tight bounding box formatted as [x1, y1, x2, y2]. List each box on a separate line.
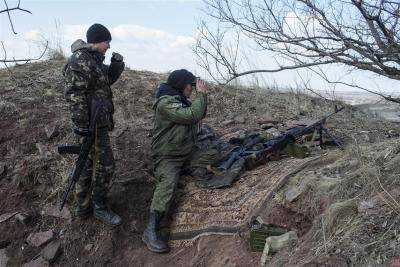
[1, 57, 400, 265]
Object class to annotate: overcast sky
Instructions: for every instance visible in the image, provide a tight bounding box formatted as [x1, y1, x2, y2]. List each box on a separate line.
[1, 0, 399, 98]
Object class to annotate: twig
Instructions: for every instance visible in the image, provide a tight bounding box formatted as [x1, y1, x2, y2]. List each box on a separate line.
[1, 40, 48, 63]
[1, 0, 32, 34]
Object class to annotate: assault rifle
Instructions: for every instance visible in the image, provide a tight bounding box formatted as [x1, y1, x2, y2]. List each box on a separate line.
[58, 104, 100, 211]
[218, 106, 345, 172]
[58, 130, 95, 211]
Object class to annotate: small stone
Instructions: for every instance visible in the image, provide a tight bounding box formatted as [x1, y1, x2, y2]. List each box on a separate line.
[42, 206, 71, 220]
[15, 213, 31, 225]
[27, 230, 54, 247]
[22, 256, 49, 267]
[84, 243, 93, 251]
[45, 125, 59, 139]
[0, 249, 9, 266]
[285, 187, 302, 202]
[41, 241, 62, 263]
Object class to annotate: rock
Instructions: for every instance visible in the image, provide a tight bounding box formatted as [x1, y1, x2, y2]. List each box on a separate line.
[41, 241, 62, 263]
[0, 249, 9, 267]
[42, 206, 71, 220]
[222, 119, 235, 126]
[22, 256, 49, 267]
[285, 187, 303, 202]
[44, 125, 59, 139]
[0, 212, 19, 223]
[15, 213, 31, 225]
[27, 230, 54, 247]
[234, 115, 246, 124]
[260, 231, 298, 266]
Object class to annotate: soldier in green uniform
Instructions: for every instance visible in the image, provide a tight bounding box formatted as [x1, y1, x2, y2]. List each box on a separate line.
[142, 69, 215, 253]
[63, 23, 124, 226]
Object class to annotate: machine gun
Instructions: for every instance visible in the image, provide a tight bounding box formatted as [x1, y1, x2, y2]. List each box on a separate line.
[218, 107, 345, 172]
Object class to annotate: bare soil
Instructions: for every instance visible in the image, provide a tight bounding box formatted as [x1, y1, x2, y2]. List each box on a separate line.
[1, 59, 400, 266]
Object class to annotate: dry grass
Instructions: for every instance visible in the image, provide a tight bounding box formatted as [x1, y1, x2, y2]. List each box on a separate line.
[2, 59, 400, 265]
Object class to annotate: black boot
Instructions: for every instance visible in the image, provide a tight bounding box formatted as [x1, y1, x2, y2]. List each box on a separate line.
[142, 211, 170, 253]
[93, 200, 122, 226]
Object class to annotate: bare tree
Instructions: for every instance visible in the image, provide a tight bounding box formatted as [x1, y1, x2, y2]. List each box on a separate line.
[195, 0, 400, 102]
[1, 0, 47, 66]
[1, 0, 32, 34]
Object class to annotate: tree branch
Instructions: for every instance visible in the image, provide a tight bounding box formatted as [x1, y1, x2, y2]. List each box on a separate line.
[1, 0, 32, 34]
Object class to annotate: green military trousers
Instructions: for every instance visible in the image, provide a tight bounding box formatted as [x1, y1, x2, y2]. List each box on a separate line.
[150, 144, 221, 213]
[75, 127, 115, 210]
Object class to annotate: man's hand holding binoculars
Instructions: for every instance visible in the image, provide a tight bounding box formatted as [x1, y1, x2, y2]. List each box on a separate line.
[196, 79, 209, 93]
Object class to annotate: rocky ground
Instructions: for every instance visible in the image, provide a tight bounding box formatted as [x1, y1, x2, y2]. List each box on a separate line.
[1, 58, 400, 266]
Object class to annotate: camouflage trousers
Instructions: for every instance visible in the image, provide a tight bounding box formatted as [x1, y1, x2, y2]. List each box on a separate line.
[150, 144, 221, 213]
[75, 127, 115, 210]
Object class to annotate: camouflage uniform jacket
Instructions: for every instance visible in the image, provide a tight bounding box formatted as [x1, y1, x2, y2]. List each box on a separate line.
[63, 39, 124, 130]
[151, 86, 207, 159]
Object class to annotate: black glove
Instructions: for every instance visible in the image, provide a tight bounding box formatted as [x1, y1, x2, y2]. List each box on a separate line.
[111, 52, 123, 63]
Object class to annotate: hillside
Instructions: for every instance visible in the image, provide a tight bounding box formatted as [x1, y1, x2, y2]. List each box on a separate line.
[1, 59, 400, 266]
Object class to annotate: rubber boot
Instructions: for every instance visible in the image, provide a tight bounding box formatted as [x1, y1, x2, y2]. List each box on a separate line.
[142, 211, 170, 253]
[93, 200, 122, 226]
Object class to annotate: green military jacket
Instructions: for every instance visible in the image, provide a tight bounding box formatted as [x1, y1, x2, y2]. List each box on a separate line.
[151, 90, 207, 159]
[63, 39, 124, 129]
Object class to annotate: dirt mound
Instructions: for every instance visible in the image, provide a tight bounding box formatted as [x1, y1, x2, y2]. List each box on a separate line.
[1, 59, 400, 266]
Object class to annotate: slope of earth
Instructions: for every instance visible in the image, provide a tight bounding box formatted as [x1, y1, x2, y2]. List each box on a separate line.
[1, 58, 400, 266]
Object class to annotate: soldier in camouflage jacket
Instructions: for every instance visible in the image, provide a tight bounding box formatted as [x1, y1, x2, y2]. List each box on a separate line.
[142, 69, 218, 253]
[63, 23, 124, 226]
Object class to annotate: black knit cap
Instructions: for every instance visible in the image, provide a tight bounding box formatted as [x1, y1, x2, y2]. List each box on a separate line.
[167, 69, 196, 91]
[86, 23, 112, 43]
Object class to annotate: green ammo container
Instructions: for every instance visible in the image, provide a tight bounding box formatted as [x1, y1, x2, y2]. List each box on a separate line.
[249, 221, 288, 252]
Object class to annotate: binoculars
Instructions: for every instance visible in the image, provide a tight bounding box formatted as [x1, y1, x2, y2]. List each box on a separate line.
[191, 77, 200, 88]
